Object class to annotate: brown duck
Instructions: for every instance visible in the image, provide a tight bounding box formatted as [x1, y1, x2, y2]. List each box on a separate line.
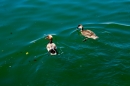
[77, 24, 98, 41]
[45, 35, 58, 55]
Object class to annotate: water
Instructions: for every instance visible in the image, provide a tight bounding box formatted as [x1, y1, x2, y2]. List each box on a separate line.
[0, 0, 130, 86]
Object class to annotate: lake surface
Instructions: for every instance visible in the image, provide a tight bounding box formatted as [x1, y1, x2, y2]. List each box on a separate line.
[0, 0, 130, 86]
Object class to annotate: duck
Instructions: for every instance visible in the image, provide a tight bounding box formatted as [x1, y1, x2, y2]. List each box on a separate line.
[77, 24, 98, 41]
[45, 35, 58, 55]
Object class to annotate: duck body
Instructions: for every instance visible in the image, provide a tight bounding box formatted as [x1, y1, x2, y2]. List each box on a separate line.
[81, 29, 98, 39]
[77, 24, 98, 41]
[46, 43, 57, 55]
[46, 35, 58, 55]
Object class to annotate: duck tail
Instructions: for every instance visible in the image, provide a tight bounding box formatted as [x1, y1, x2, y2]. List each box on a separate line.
[49, 49, 58, 55]
[92, 36, 99, 40]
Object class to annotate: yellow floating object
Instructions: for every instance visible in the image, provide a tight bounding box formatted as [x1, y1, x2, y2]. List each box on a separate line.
[26, 52, 29, 55]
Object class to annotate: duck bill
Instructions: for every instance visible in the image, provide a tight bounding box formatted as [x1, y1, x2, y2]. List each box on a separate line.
[76, 27, 79, 30]
[45, 36, 48, 39]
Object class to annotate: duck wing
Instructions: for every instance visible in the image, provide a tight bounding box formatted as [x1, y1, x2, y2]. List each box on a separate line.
[81, 30, 96, 37]
[81, 30, 98, 39]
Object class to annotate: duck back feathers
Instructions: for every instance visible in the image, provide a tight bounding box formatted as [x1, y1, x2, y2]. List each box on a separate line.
[81, 30, 98, 39]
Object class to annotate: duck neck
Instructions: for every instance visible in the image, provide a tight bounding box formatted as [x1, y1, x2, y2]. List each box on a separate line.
[49, 39, 53, 43]
[80, 28, 84, 31]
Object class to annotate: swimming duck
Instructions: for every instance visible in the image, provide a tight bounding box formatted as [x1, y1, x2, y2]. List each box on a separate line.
[77, 24, 98, 41]
[45, 35, 58, 55]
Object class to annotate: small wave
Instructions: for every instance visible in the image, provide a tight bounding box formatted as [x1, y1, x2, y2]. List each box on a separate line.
[30, 34, 57, 44]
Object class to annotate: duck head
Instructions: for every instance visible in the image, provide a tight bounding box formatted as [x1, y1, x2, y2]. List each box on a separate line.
[77, 24, 83, 31]
[45, 35, 53, 39]
[45, 35, 53, 43]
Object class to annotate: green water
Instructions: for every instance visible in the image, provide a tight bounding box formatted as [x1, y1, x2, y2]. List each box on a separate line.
[0, 0, 130, 86]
